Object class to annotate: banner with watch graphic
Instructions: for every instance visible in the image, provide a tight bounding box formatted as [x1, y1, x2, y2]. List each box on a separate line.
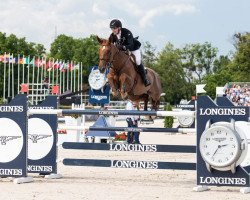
[196, 95, 250, 187]
[88, 66, 110, 104]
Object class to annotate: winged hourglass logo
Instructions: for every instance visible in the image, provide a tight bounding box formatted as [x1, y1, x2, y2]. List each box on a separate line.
[0, 136, 22, 145]
[28, 134, 52, 143]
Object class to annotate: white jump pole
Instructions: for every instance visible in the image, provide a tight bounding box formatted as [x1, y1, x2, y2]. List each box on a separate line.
[28, 109, 195, 117]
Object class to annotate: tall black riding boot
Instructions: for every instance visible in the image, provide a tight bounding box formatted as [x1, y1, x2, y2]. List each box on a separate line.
[138, 64, 151, 87]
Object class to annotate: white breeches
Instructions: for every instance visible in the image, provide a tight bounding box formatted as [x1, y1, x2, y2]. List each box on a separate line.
[131, 49, 141, 65]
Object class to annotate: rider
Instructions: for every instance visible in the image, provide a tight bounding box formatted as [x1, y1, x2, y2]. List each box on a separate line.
[109, 19, 151, 87]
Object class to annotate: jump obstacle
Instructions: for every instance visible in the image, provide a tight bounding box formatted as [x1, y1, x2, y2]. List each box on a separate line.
[62, 143, 196, 170]
[1, 94, 250, 194]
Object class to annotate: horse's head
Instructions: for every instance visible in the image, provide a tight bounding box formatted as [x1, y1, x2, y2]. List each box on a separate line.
[97, 36, 117, 73]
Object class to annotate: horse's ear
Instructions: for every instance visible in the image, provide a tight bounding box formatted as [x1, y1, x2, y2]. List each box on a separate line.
[96, 36, 103, 44]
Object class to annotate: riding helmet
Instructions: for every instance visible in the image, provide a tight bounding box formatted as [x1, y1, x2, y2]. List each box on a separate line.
[110, 19, 122, 29]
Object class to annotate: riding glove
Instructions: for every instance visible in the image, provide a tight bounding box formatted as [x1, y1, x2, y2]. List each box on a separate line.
[116, 44, 126, 51]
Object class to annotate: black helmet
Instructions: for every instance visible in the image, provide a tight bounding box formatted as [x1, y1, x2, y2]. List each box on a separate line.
[110, 19, 122, 29]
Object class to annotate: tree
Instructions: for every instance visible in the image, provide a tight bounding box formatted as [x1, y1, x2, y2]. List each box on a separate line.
[229, 32, 250, 81]
[154, 43, 186, 104]
[50, 34, 75, 60]
[181, 42, 218, 83]
[141, 41, 157, 68]
[73, 35, 99, 83]
[34, 44, 46, 56]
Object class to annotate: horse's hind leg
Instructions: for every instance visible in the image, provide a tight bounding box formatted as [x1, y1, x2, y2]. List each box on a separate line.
[143, 96, 149, 111]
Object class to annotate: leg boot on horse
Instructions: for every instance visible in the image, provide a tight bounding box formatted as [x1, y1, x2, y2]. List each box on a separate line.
[137, 64, 151, 87]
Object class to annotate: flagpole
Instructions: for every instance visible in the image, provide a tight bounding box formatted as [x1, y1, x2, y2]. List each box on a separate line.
[77, 62, 80, 92]
[17, 54, 20, 94]
[67, 60, 69, 90]
[59, 63, 62, 94]
[39, 57, 45, 101]
[3, 52, 6, 101]
[56, 60, 59, 87]
[36, 56, 40, 104]
[63, 60, 65, 93]
[27, 55, 30, 98]
[71, 61, 73, 91]
[11, 53, 14, 98]
[31, 56, 35, 105]
[74, 61, 76, 92]
[49, 59, 52, 92]
[52, 59, 55, 86]
[80, 62, 83, 104]
[22, 55, 25, 84]
[8, 53, 11, 98]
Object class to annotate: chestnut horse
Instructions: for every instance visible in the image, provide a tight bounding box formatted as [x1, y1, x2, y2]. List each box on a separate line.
[97, 36, 162, 111]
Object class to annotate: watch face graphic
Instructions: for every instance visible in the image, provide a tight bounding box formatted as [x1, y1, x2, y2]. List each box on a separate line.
[28, 118, 54, 160]
[200, 125, 241, 168]
[0, 118, 23, 163]
[88, 69, 106, 90]
[178, 115, 194, 127]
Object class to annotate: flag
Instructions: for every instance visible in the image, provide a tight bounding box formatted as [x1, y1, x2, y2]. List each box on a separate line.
[46, 60, 52, 69]
[42, 58, 46, 65]
[47, 60, 54, 71]
[59, 62, 65, 71]
[19, 58, 23, 64]
[196, 84, 206, 94]
[9, 55, 13, 63]
[68, 62, 72, 70]
[23, 57, 29, 64]
[14, 57, 18, 63]
[0, 55, 4, 62]
[53, 61, 59, 68]
[30, 58, 35, 65]
[4, 55, 9, 63]
[35, 59, 40, 67]
[74, 63, 80, 70]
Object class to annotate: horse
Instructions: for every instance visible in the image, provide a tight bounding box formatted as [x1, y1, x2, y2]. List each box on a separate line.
[96, 36, 162, 111]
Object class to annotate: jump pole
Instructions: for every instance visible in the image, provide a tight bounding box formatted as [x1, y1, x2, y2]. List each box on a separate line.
[28, 109, 195, 117]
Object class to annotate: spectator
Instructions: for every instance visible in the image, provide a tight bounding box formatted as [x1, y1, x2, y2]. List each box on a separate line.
[125, 100, 140, 144]
[225, 82, 250, 106]
[42, 77, 49, 90]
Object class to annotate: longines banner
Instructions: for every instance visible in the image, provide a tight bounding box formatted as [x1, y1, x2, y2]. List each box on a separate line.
[196, 96, 250, 187]
[89, 84, 110, 104]
[88, 66, 110, 105]
[0, 94, 28, 178]
[28, 95, 58, 174]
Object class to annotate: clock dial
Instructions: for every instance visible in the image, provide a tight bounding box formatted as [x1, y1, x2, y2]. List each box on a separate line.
[88, 69, 106, 90]
[200, 125, 241, 168]
[178, 115, 194, 127]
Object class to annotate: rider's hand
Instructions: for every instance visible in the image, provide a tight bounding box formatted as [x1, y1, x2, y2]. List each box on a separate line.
[116, 44, 126, 51]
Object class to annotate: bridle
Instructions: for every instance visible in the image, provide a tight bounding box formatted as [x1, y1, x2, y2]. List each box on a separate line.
[99, 44, 130, 74]
[99, 44, 119, 72]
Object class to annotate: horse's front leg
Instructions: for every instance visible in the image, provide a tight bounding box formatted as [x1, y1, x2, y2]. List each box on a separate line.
[144, 97, 148, 111]
[107, 74, 119, 96]
[119, 74, 131, 100]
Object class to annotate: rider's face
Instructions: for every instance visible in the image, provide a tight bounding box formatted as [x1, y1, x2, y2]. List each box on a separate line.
[111, 27, 120, 35]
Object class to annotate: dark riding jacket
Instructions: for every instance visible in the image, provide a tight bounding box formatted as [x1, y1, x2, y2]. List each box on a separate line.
[109, 28, 141, 51]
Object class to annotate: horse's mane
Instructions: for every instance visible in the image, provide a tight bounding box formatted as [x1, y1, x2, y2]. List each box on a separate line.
[101, 39, 129, 57]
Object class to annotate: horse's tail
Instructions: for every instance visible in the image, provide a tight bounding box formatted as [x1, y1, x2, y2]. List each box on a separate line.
[148, 68, 162, 97]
